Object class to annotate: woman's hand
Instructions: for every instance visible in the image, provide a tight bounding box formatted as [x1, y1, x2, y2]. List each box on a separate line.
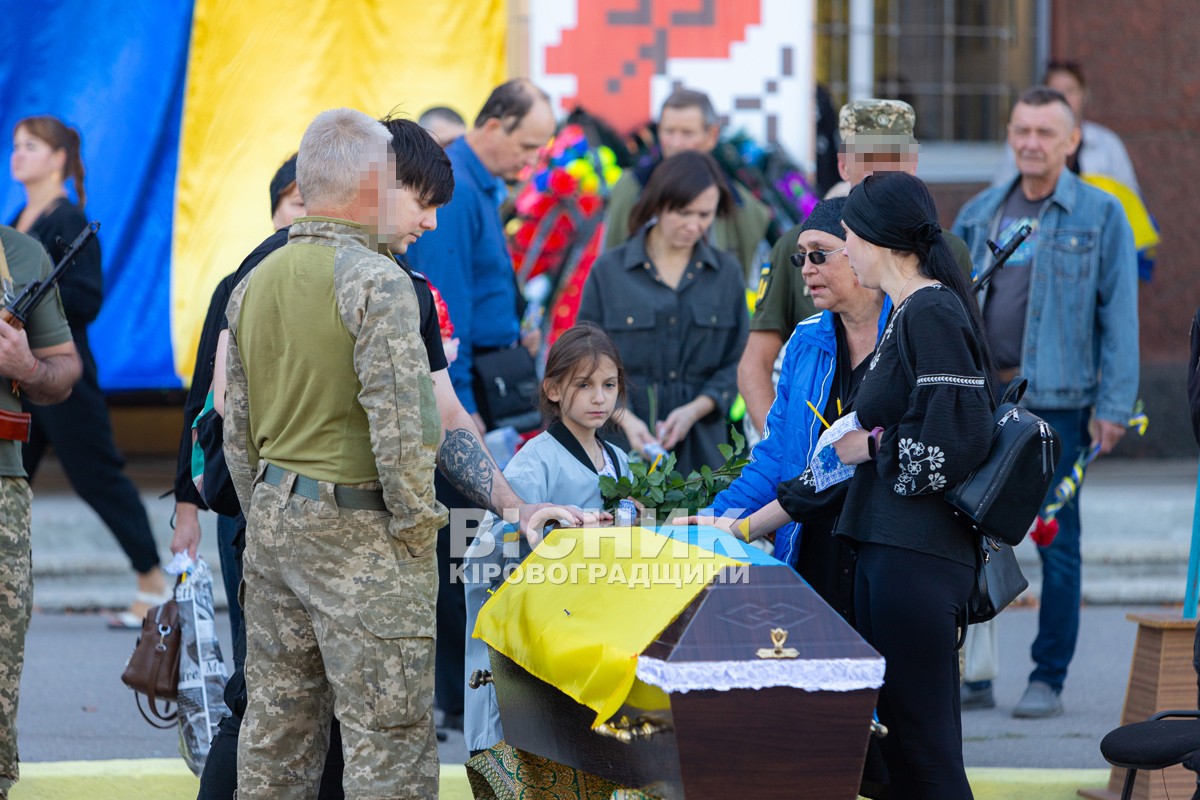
[671, 514, 746, 539]
[657, 397, 715, 450]
[620, 412, 658, 455]
[833, 428, 874, 465]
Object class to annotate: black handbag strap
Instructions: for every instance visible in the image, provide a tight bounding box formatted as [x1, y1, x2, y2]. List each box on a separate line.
[1001, 376, 1028, 406]
[135, 691, 178, 729]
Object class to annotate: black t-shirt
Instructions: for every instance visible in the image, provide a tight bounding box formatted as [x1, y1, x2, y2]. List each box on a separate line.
[822, 315, 870, 428]
[173, 228, 447, 504]
[983, 188, 1048, 369]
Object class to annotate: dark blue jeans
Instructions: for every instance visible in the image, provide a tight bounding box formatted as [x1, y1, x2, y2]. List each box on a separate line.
[1028, 407, 1090, 692]
[215, 514, 243, 647]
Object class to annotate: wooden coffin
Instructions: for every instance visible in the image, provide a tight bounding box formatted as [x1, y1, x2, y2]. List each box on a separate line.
[488, 564, 882, 800]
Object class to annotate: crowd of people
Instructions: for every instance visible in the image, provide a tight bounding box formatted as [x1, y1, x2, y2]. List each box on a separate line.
[0, 56, 1145, 800]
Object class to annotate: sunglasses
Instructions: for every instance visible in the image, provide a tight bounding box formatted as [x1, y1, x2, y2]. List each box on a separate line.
[790, 246, 846, 267]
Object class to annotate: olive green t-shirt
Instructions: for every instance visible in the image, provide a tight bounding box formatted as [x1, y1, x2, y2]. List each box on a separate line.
[751, 224, 974, 336]
[235, 224, 378, 484]
[0, 227, 73, 477]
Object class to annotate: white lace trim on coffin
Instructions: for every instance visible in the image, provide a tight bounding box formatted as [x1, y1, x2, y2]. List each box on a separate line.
[635, 655, 886, 694]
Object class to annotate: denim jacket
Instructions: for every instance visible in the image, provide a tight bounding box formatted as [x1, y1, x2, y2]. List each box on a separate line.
[951, 169, 1139, 422]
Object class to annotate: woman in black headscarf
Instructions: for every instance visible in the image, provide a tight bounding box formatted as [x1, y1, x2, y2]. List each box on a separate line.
[780, 172, 993, 799]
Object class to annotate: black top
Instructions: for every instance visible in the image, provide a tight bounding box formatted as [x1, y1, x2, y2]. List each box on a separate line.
[173, 227, 448, 505]
[780, 285, 993, 567]
[10, 199, 103, 379]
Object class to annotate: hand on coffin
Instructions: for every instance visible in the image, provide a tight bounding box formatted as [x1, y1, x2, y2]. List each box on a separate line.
[521, 503, 612, 547]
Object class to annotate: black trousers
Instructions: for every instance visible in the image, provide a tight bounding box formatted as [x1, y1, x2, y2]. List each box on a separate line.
[22, 364, 158, 574]
[854, 542, 975, 800]
[196, 521, 344, 800]
[434, 470, 471, 720]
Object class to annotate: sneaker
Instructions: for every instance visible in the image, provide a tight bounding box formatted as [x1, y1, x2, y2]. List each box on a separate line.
[960, 683, 995, 710]
[1013, 680, 1063, 718]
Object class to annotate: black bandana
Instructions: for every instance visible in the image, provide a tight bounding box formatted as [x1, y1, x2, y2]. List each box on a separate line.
[799, 197, 847, 240]
[842, 177, 941, 251]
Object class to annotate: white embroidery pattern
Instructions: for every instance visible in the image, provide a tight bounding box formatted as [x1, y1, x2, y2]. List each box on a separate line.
[894, 438, 948, 495]
[915, 374, 986, 388]
[798, 467, 816, 487]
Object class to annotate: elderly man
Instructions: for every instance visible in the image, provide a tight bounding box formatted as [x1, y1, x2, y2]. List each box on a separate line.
[953, 86, 1139, 718]
[223, 106, 569, 797]
[994, 60, 1141, 194]
[602, 87, 771, 280]
[0, 225, 80, 799]
[738, 99, 973, 433]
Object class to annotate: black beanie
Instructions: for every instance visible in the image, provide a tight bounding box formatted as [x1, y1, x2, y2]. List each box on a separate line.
[842, 174, 941, 251]
[799, 197, 847, 240]
[269, 153, 299, 214]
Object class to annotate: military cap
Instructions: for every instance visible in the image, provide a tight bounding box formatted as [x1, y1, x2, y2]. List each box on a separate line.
[839, 99, 917, 150]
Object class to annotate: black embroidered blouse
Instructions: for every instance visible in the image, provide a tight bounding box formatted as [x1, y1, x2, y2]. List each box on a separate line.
[779, 284, 993, 566]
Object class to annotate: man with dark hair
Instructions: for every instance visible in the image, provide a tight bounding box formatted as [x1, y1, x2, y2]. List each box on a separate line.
[405, 80, 557, 737]
[418, 105, 466, 147]
[954, 85, 1139, 718]
[601, 86, 771, 280]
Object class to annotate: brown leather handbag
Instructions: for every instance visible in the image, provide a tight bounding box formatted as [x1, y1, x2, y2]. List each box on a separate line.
[120, 600, 181, 728]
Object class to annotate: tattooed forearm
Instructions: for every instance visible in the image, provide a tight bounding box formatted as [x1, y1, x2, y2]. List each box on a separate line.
[437, 427, 496, 512]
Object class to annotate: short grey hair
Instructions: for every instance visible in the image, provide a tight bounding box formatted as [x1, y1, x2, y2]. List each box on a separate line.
[296, 108, 392, 210]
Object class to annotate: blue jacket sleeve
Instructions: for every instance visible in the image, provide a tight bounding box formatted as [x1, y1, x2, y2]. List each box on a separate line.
[1094, 199, 1140, 423]
[711, 336, 795, 516]
[407, 192, 479, 413]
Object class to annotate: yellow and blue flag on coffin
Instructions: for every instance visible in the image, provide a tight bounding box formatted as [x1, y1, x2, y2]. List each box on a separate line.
[0, 0, 506, 390]
[475, 525, 778, 727]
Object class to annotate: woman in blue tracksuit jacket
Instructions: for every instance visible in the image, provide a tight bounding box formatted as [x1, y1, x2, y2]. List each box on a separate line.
[708, 198, 889, 622]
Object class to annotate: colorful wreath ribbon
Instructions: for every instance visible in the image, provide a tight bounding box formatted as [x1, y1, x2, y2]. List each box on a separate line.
[1030, 402, 1149, 546]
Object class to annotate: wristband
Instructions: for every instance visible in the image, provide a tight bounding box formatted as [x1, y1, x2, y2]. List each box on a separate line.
[867, 427, 884, 460]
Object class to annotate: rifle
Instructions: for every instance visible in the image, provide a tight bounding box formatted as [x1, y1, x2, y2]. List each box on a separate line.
[972, 223, 1032, 295]
[3, 221, 100, 329]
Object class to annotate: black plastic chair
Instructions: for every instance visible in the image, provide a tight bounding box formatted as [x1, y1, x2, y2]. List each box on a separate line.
[1100, 710, 1200, 800]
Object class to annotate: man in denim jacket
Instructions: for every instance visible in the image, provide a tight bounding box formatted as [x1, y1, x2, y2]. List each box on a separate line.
[952, 86, 1139, 718]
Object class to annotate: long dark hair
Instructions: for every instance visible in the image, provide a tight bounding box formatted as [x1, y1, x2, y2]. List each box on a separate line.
[540, 322, 627, 423]
[628, 150, 733, 233]
[843, 172, 993, 370]
[15, 116, 86, 208]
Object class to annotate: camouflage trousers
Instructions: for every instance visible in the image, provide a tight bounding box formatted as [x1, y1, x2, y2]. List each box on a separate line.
[237, 472, 439, 800]
[0, 478, 31, 798]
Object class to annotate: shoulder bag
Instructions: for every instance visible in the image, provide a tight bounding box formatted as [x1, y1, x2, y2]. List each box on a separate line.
[894, 294, 1062, 547]
[472, 346, 542, 432]
[945, 377, 1061, 546]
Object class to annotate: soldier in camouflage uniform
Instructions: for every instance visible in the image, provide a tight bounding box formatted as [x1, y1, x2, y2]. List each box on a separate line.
[224, 109, 448, 799]
[0, 226, 81, 799]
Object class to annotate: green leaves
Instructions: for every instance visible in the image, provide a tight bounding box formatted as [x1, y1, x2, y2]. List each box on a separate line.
[600, 425, 749, 519]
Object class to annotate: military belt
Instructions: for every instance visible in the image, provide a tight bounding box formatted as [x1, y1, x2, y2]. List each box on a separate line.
[262, 463, 387, 511]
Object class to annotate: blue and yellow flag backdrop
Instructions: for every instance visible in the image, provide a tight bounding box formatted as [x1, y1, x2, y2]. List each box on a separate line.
[0, 0, 506, 390]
